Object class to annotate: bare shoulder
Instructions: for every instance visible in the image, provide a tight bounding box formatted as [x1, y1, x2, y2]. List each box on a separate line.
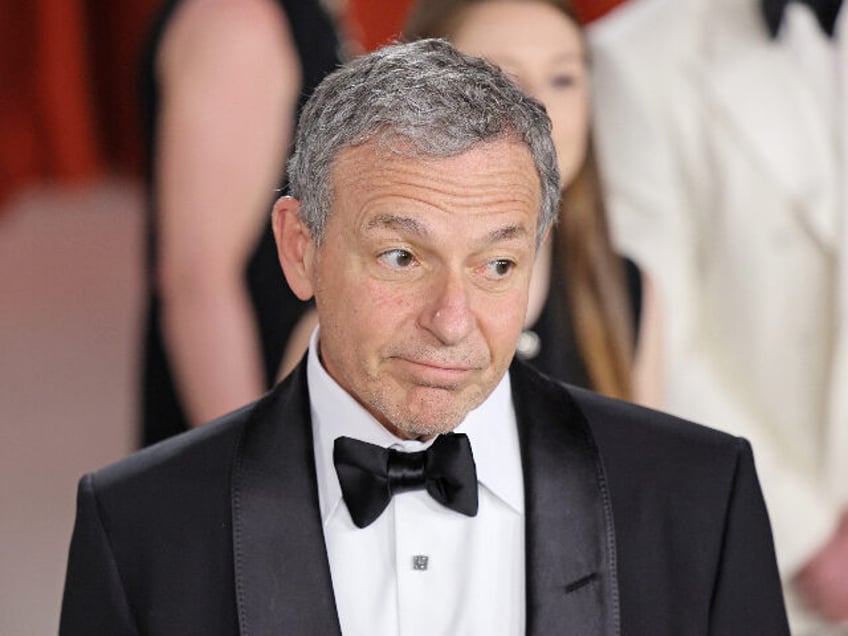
[158, 0, 296, 80]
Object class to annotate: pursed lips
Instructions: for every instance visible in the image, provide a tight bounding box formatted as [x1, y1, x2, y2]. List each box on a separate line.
[389, 356, 485, 386]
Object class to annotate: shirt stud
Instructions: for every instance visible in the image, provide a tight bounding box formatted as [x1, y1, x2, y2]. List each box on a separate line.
[412, 555, 429, 571]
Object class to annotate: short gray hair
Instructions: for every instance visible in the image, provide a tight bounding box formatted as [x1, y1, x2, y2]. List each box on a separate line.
[286, 38, 560, 245]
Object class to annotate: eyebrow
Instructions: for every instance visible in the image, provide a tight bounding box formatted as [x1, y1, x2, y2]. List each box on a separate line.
[365, 214, 429, 237]
[488, 225, 529, 243]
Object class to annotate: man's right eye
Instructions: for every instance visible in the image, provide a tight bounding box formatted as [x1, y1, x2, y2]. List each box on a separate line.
[378, 249, 416, 269]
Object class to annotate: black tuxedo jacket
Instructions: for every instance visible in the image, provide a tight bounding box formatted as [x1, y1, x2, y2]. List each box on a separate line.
[60, 360, 789, 635]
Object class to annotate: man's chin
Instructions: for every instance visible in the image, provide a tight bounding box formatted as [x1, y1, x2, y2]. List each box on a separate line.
[390, 387, 486, 438]
[389, 421, 460, 441]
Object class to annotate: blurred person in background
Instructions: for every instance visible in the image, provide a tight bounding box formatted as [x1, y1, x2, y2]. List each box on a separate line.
[403, 0, 663, 408]
[590, 0, 848, 631]
[139, 0, 344, 446]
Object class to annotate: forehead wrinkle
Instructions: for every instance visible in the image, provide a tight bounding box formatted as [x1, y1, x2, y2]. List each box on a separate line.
[394, 163, 539, 210]
[332, 140, 541, 232]
[355, 167, 538, 217]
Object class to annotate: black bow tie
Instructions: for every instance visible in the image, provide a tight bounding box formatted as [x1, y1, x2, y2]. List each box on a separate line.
[333, 433, 479, 528]
[762, 0, 843, 38]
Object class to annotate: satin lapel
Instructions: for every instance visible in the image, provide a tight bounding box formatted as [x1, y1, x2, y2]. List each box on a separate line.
[510, 362, 620, 636]
[231, 360, 342, 635]
[703, 7, 838, 251]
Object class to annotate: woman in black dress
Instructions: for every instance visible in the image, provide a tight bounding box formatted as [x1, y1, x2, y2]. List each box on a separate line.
[140, 0, 343, 445]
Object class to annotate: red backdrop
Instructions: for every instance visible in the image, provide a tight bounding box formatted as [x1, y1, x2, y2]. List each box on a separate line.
[0, 0, 627, 208]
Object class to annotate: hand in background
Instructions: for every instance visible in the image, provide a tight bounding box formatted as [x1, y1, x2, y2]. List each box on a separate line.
[796, 510, 848, 622]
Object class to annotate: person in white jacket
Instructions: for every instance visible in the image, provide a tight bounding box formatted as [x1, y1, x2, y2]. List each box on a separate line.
[589, 0, 848, 632]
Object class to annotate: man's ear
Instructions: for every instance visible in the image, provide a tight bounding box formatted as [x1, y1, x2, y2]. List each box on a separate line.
[272, 196, 316, 301]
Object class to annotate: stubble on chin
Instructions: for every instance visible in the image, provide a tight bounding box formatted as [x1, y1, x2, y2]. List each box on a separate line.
[361, 380, 490, 440]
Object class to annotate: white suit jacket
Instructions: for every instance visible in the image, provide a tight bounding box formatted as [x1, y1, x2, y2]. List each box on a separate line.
[589, 0, 848, 632]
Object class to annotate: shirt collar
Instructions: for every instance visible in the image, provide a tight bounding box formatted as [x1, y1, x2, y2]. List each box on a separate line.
[307, 327, 525, 526]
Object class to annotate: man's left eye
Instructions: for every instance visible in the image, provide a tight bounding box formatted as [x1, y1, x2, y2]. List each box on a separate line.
[484, 259, 515, 279]
[378, 249, 416, 269]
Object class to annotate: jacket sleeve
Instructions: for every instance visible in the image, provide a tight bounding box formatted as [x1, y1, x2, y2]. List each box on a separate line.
[708, 439, 790, 635]
[59, 473, 138, 636]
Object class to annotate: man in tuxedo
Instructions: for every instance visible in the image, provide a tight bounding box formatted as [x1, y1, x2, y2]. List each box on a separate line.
[59, 39, 788, 634]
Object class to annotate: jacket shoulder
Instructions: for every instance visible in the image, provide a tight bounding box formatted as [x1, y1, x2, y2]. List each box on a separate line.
[101, 356, 314, 484]
[92, 400, 253, 495]
[61, 370, 308, 634]
[569, 382, 744, 456]
[511, 363, 787, 632]
[513, 360, 746, 469]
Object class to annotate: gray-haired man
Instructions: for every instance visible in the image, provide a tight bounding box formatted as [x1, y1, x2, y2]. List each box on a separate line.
[60, 39, 788, 635]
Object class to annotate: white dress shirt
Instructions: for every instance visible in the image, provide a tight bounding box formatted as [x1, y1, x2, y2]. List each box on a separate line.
[306, 328, 526, 636]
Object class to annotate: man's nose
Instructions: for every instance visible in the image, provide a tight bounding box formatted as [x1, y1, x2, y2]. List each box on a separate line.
[419, 270, 476, 345]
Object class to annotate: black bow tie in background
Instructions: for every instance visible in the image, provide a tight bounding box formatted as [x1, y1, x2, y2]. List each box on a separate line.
[762, 0, 844, 38]
[333, 433, 479, 528]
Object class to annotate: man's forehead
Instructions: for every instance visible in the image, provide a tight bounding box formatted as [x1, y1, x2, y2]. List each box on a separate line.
[329, 137, 540, 192]
[332, 134, 533, 168]
[325, 139, 542, 243]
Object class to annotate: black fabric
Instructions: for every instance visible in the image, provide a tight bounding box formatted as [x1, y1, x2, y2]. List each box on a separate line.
[510, 361, 620, 634]
[60, 414, 244, 635]
[575, 381, 790, 634]
[230, 363, 341, 635]
[623, 256, 643, 339]
[762, 0, 843, 37]
[60, 359, 789, 635]
[138, 0, 342, 446]
[333, 433, 478, 528]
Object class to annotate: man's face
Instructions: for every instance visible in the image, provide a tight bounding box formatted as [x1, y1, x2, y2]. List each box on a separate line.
[309, 138, 541, 439]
